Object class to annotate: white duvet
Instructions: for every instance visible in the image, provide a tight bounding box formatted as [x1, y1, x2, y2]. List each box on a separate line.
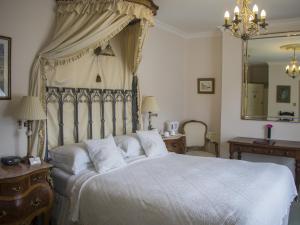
[73, 154, 297, 225]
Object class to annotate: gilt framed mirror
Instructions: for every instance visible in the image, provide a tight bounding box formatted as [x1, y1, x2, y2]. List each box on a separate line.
[0, 35, 11, 100]
[242, 31, 300, 123]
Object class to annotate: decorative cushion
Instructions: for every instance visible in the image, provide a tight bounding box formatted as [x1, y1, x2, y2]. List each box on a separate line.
[49, 143, 92, 175]
[136, 130, 168, 157]
[114, 134, 145, 158]
[84, 135, 126, 173]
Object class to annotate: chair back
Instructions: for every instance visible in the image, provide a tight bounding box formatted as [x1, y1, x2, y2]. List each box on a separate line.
[182, 120, 207, 148]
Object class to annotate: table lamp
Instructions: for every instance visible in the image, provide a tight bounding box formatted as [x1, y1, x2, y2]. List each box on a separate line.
[15, 96, 46, 157]
[142, 96, 159, 130]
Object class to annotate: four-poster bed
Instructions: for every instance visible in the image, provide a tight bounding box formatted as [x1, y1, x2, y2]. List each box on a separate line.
[25, 1, 297, 225]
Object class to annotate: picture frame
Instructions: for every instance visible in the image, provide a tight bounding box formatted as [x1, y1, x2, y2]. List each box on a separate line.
[197, 78, 215, 94]
[276, 85, 291, 103]
[0, 35, 11, 100]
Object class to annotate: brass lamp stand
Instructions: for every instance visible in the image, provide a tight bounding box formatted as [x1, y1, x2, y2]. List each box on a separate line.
[147, 112, 158, 130]
[142, 96, 159, 130]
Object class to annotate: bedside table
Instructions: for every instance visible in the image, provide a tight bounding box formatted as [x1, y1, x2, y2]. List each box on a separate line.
[0, 162, 53, 225]
[163, 134, 186, 154]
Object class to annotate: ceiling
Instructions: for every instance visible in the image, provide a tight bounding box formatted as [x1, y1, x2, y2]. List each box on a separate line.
[154, 0, 300, 34]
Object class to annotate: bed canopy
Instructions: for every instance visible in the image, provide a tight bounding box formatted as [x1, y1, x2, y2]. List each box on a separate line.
[28, 0, 158, 157]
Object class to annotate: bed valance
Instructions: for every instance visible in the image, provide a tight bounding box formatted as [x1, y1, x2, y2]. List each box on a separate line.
[28, 0, 158, 157]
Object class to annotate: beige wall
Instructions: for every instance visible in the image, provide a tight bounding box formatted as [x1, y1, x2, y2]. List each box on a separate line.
[183, 35, 222, 139]
[0, 0, 55, 157]
[139, 27, 186, 132]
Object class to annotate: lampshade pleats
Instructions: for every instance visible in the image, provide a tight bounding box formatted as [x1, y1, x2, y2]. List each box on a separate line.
[142, 96, 159, 113]
[15, 96, 46, 121]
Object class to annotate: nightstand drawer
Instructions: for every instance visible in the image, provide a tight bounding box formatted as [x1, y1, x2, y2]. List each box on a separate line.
[163, 135, 186, 154]
[0, 162, 53, 225]
[30, 171, 47, 185]
[165, 140, 181, 152]
[0, 176, 29, 196]
[25, 186, 51, 215]
[0, 186, 51, 224]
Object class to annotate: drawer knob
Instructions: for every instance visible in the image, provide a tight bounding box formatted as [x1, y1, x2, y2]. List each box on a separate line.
[12, 186, 22, 192]
[0, 210, 7, 218]
[32, 175, 43, 182]
[31, 198, 42, 208]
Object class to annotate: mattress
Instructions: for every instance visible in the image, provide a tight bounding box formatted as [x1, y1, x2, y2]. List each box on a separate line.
[51, 168, 73, 197]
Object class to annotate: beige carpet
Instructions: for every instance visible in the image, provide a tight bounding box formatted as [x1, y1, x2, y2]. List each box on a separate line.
[289, 202, 300, 225]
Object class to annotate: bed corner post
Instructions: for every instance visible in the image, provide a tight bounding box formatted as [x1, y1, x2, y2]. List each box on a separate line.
[132, 75, 139, 133]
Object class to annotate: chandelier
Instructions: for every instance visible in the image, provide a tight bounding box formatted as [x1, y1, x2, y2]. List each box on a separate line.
[223, 0, 268, 41]
[281, 44, 300, 79]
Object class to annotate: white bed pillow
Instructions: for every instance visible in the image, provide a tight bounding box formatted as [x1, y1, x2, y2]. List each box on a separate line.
[84, 135, 126, 173]
[48, 143, 92, 175]
[136, 130, 168, 157]
[114, 135, 144, 158]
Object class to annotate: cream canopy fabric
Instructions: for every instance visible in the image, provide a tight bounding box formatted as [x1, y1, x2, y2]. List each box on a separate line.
[28, 0, 156, 157]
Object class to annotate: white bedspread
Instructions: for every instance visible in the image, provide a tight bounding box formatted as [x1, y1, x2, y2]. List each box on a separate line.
[72, 154, 297, 225]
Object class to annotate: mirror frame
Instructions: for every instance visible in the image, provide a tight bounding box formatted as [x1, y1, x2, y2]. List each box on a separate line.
[0, 35, 11, 100]
[241, 30, 300, 122]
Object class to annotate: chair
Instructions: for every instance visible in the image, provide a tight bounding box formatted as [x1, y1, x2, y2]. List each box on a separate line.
[181, 120, 219, 157]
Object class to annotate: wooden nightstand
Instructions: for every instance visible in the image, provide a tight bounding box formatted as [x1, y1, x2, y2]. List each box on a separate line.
[0, 162, 53, 225]
[163, 134, 186, 154]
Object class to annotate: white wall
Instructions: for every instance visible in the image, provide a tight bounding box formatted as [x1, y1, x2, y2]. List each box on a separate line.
[220, 23, 300, 158]
[0, 0, 186, 157]
[183, 35, 222, 139]
[0, 0, 55, 157]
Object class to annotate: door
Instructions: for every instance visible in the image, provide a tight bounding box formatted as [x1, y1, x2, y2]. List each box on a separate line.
[247, 83, 265, 116]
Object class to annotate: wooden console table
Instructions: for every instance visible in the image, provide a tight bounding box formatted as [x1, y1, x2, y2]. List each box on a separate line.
[228, 137, 300, 190]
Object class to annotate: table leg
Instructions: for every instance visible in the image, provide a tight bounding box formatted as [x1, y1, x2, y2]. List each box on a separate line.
[237, 152, 242, 160]
[296, 160, 300, 191]
[229, 150, 234, 159]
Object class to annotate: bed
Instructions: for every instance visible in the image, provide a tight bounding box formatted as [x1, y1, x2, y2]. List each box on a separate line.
[50, 152, 297, 225]
[45, 86, 297, 225]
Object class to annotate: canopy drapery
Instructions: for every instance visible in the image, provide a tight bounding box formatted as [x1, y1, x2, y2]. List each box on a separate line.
[28, 0, 158, 157]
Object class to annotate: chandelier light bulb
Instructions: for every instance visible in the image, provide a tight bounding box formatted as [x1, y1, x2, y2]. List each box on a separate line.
[234, 6, 240, 15]
[261, 10, 266, 19]
[224, 11, 230, 20]
[249, 15, 254, 22]
[253, 4, 258, 14]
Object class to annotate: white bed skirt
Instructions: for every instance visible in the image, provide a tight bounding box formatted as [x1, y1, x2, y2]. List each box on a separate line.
[52, 190, 291, 225]
[52, 192, 80, 225]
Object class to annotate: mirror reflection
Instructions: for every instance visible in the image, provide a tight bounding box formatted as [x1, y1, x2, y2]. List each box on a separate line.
[242, 32, 300, 122]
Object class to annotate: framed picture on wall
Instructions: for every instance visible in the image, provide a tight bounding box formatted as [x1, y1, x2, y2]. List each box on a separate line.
[197, 78, 215, 94]
[0, 36, 11, 100]
[276, 85, 291, 103]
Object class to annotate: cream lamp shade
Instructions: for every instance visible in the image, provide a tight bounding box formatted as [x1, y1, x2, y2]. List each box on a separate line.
[15, 96, 46, 120]
[142, 96, 159, 113]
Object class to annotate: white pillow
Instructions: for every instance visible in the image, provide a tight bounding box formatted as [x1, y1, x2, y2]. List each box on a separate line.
[84, 135, 126, 173]
[114, 135, 144, 158]
[49, 143, 92, 175]
[136, 130, 168, 157]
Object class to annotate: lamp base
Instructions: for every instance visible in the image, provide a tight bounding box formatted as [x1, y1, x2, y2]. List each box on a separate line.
[148, 112, 158, 130]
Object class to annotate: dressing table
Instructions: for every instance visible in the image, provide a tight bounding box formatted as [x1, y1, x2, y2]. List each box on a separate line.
[228, 137, 300, 190]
